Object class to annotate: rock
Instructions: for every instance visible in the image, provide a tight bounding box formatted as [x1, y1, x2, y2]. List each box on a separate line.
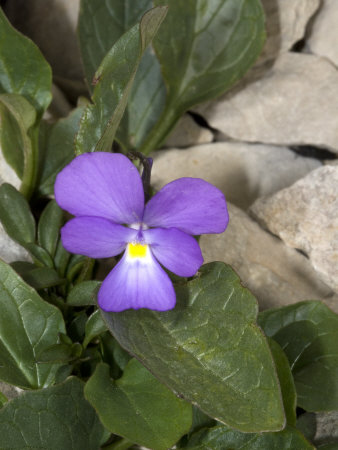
[163, 114, 213, 149]
[260, 0, 319, 61]
[0, 382, 21, 401]
[151, 142, 320, 209]
[314, 411, 338, 446]
[250, 166, 338, 293]
[199, 203, 338, 313]
[307, 0, 338, 67]
[0, 153, 21, 190]
[4, 0, 84, 88]
[196, 53, 338, 154]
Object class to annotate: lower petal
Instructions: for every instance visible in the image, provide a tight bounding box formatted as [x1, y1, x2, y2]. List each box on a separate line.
[98, 250, 176, 312]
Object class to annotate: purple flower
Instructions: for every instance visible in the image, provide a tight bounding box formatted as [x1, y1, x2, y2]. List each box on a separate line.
[55, 153, 228, 312]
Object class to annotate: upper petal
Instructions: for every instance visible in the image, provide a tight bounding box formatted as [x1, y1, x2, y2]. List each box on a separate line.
[143, 178, 228, 235]
[55, 152, 144, 224]
[144, 227, 203, 277]
[61, 216, 137, 258]
[98, 249, 176, 312]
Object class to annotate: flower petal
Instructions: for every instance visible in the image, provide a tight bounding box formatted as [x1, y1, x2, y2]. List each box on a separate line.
[61, 217, 137, 258]
[144, 227, 203, 277]
[98, 250, 176, 312]
[55, 152, 144, 224]
[143, 178, 228, 235]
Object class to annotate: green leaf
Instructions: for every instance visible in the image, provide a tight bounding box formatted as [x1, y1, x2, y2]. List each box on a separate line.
[0, 392, 7, 407]
[24, 242, 54, 268]
[37, 106, 84, 196]
[258, 301, 338, 412]
[0, 260, 66, 388]
[67, 280, 101, 306]
[102, 262, 285, 432]
[37, 343, 74, 363]
[85, 360, 192, 450]
[0, 183, 35, 246]
[140, 0, 266, 153]
[0, 8, 52, 116]
[38, 200, 63, 258]
[11, 263, 64, 290]
[78, 0, 166, 150]
[184, 424, 315, 449]
[0, 93, 36, 179]
[74, 6, 167, 154]
[0, 377, 106, 449]
[296, 413, 316, 442]
[268, 338, 297, 426]
[83, 310, 107, 348]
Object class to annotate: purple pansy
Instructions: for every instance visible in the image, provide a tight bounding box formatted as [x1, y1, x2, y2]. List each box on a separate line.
[55, 152, 229, 312]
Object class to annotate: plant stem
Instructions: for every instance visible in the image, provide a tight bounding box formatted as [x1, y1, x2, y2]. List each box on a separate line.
[139, 101, 181, 155]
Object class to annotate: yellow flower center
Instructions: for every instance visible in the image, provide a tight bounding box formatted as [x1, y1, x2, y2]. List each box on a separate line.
[128, 242, 148, 259]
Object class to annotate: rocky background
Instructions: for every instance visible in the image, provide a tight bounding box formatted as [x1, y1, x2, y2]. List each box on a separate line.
[1, 0, 337, 445]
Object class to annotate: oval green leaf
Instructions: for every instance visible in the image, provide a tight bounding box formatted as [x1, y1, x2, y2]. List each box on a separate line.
[0, 260, 65, 388]
[85, 360, 192, 450]
[102, 262, 285, 432]
[258, 301, 338, 412]
[74, 6, 167, 154]
[0, 377, 106, 449]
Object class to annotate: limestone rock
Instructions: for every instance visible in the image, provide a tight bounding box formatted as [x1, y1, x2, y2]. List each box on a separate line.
[314, 411, 338, 446]
[151, 142, 320, 209]
[199, 203, 338, 313]
[250, 166, 338, 293]
[197, 53, 338, 154]
[260, 0, 319, 62]
[163, 114, 213, 149]
[307, 0, 338, 67]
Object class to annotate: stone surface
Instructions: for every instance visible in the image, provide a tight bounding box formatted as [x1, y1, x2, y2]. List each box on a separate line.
[0, 153, 21, 190]
[151, 142, 320, 209]
[250, 166, 338, 293]
[163, 114, 213, 149]
[196, 53, 338, 154]
[314, 411, 338, 446]
[260, 0, 319, 61]
[199, 203, 338, 313]
[307, 0, 338, 67]
[0, 382, 21, 401]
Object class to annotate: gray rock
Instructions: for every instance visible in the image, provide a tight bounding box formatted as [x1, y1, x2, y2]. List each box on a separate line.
[151, 142, 320, 209]
[163, 114, 213, 149]
[0, 382, 22, 401]
[314, 411, 338, 446]
[199, 203, 338, 313]
[260, 0, 319, 61]
[307, 0, 338, 67]
[250, 166, 338, 293]
[196, 53, 338, 154]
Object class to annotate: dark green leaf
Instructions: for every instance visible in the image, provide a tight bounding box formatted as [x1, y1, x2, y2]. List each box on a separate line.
[74, 6, 167, 154]
[100, 331, 132, 373]
[37, 343, 74, 363]
[184, 424, 314, 449]
[67, 280, 101, 306]
[38, 200, 63, 258]
[12, 265, 63, 290]
[0, 8, 52, 116]
[83, 310, 107, 348]
[297, 413, 316, 442]
[0, 93, 36, 179]
[318, 444, 338, 450]
[103, 262, 285, 432]
[0, 260, 65, 388]
[37, 106, 84, 196]
[0, 377, 106, 449]
[78, 0, 166, 150]
[0, 183, 35, 246]
[24, 242, 54, 268]
[140, 0, 266, 153]
[258, 301, 338, 412]
[54, 239, 71, 278]
[0, 392, 7, 407]
[85, 360, 192, 450]
[268, 338, 297, 426]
